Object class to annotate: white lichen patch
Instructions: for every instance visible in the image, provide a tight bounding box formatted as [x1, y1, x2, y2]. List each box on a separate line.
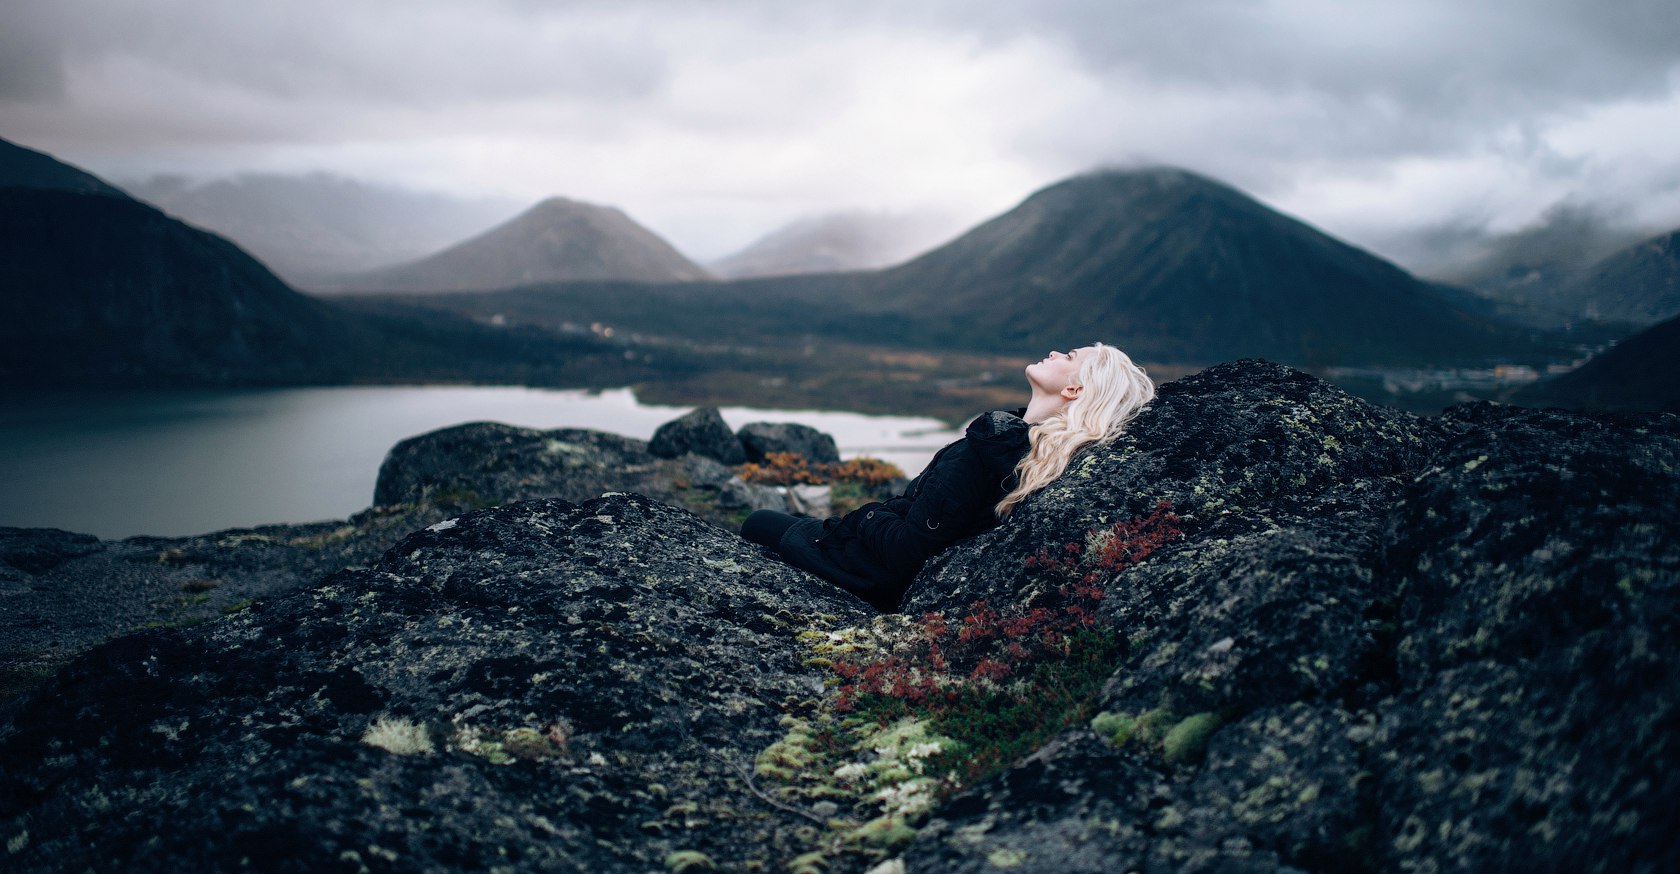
[361, 716, 434, 756]
[426, 519, 459, 533]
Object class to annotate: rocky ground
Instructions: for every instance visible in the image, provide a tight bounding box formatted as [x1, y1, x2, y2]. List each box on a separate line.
[2, 360, 1675, 872]
[0, 410, 849, 701]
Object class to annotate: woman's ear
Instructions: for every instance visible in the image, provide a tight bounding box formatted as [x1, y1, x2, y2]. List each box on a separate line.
[1062, 383, 1083, 400]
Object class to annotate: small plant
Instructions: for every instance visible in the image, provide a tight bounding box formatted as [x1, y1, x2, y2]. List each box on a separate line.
[361, 716, 435, 756]
[737, 454, 905, 488]
[1024, 500, 1183, 586]
[826, 457, 904, 489]
[738, 452, 829, 485]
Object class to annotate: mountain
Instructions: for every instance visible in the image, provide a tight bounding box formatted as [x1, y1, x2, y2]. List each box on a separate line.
[0, 186, 364, 386]
[860, 167, 1561, 366]
[0, 143, 677, 390]
[1513, 312, 1680, 413]
[123, 173, 522, 285]
[0, 137, 130, 198]
[332, 196, 710, 292]
[708, 211, 955, 278]
[1536, 227, 1680, 327]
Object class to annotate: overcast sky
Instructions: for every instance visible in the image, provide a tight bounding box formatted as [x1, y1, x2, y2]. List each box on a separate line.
[4, 0, 1679, 263]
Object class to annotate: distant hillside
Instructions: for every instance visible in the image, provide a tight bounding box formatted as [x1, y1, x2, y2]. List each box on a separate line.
[861, 168, 1562, 366]
[124, 173, 521, 284]
[0, 137, 129, 198]
[1513, 313, 1680, 413]
[0, 144, 679, 390]
[709, 211, 954, 279]
[332, 197, 709, 293]
[1538, 228, 1680, 327]
[0, 187, 371, 386]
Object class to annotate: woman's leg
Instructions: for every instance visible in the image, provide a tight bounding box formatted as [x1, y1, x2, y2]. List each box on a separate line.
[741, 509, 800, 549]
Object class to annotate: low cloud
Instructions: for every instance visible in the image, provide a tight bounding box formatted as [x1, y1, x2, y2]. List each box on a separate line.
[2, 0, 1677, 264]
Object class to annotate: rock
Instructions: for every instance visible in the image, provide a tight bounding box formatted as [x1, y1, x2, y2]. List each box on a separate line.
[1372, 402, 1680, 872]
[738, 422, 841, 465]
[3, 359, 1675, 873]
[374, 421, 660, 507]
[0, 527, 102, 575]
[717, 476, 790, 514]
[649, 406, 746, 464]
[0, 495, 872, 872]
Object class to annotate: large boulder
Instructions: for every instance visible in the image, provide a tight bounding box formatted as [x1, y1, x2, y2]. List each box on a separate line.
[737, 422, 841, 465]
[374, 421, 664, 507]
[648, 406, 746, 464]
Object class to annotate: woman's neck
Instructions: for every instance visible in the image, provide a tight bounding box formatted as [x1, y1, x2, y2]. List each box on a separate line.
[1023, 393, 1070, 424]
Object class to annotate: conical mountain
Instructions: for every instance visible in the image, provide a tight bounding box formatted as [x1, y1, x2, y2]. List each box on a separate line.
[1539, 228, 1680, 327]
[337, 197, 709, 292]
[0, 137, 129, 198]
[868, 168, 1552, 366]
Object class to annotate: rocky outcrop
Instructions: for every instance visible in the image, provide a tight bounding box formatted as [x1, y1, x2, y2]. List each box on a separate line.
[3, 360, 1675, 873]
[649, 406, 748, 464]
[739, 422, 842, 464]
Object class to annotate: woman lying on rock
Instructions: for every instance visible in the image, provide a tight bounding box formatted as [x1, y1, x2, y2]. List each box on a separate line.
[742, 343, 1155, 611]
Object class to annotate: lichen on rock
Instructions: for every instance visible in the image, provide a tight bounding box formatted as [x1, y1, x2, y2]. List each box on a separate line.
[2, 360, 1676, 873]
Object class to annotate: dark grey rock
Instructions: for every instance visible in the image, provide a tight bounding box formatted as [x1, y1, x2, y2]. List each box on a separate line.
[3, 360, 1675, 873]
[738, 421, 841, 464]
[374, 421, 658, 507]
[1372, 402, 1680, 873]
[0, 495, 872, 872]
[649, 406, 745, 464]
[0, 527, 102, 575]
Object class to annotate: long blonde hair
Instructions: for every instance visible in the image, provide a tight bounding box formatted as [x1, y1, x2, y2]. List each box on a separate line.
[995, 343, 1155, 519]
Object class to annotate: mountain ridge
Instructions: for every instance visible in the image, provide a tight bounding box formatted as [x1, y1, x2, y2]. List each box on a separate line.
[861, 166, 1559, 365]
[330, 195, 710, 292]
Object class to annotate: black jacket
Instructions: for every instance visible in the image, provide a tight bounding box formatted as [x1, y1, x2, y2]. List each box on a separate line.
[784, 409, 1032, 608]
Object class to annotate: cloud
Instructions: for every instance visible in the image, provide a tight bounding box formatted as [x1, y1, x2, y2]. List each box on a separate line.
[2, 0, 1677, 262]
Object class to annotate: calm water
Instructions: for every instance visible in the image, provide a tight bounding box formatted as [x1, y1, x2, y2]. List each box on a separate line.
[0, 386, 960, 539]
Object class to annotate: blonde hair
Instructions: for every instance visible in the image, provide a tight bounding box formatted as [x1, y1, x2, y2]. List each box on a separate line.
[995, 343, 1155, 519]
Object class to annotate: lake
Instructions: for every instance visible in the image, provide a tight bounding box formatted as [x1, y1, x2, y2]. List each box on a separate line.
[0, 386, 961, 540]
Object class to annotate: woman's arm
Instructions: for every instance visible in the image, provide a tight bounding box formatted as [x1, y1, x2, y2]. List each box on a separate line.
[854, 454, 988, 569]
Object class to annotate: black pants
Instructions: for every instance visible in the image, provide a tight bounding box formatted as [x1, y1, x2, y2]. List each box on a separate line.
[741, 510, 901, 612]
[741, 509, 801, 550]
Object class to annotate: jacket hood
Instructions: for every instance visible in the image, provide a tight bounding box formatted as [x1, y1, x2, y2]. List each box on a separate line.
[966, 409, 1032, 483]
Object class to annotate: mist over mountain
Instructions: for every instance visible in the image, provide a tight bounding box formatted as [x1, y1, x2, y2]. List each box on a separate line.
[123, 173, 522, 285]
[858, 167, 1560, 366]
[708, 210, 956, 279]
[1536, 227, 1680, 327]
[0, 137, 129, 198]
[330, 197, 710, 293]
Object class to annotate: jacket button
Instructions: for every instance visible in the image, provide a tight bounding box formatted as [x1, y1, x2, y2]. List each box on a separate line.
[865, 511, 875, 519]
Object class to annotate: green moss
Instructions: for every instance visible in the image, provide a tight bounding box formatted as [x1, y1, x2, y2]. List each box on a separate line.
[1162, 712, 1221, 765]
[1090, 711, 1137, 746]
[845, 815, 917, 852]
[664, 850, 716, 872]
[987, 848, 1028, 867]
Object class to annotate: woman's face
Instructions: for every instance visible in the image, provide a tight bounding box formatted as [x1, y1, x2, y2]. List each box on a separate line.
[1026, 348, 1089, 395]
